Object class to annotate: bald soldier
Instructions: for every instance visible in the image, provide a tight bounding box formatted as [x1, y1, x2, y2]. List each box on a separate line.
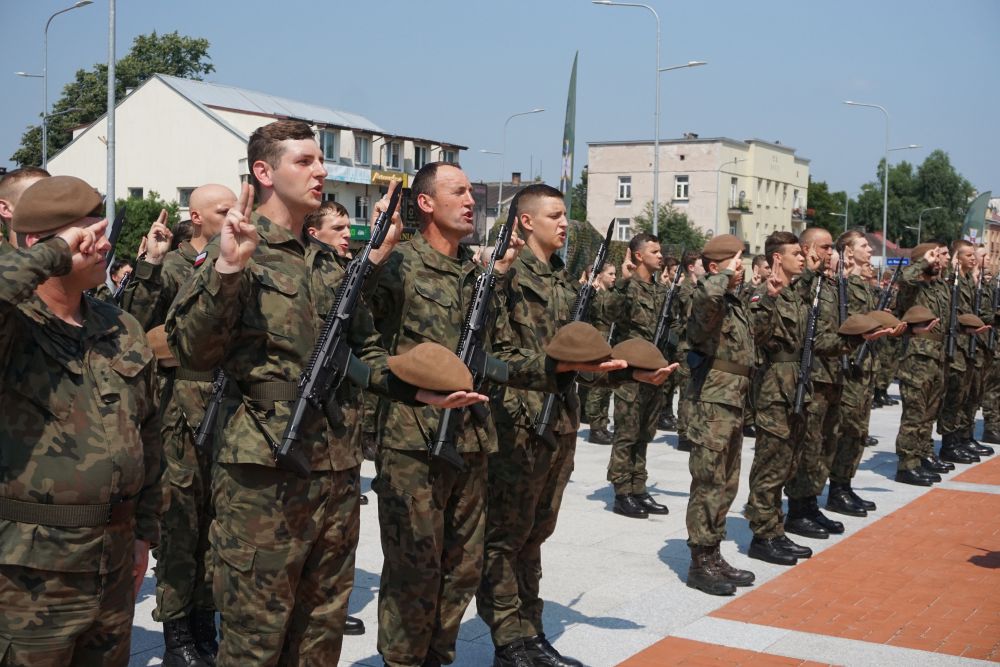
[0, 166, 49, 252]
[120, 183, 237, 666]
[0, 176, 162, 666]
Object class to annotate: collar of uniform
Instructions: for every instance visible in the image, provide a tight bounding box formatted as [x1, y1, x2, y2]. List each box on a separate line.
[252, 212, 305, 253]
[518, 245, 556, 278]
[19, 295, 121, 373]
[175, 239, 199, 262]
[411, 231, 471, 275]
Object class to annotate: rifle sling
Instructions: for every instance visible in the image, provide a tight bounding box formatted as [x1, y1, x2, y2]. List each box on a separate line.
[175, 368, 214, 382]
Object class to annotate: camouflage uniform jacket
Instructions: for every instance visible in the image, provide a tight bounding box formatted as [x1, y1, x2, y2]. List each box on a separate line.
[591, 289, 614, 338]
[685, 270, 753, 409]
[121, 240, 214, 429]
[667, 278, 696, 354]
[369, 233, 556, 454]
[896, 258, 949, 368]
[606, 274, 665, 344]
[801, 267, 843, 385]
[845, 274, 879, 375]
[0, 239, 162, 574]
[960, 272, 988, 368]
[493, 246, 580, 434]
[166, 213, 392, 472]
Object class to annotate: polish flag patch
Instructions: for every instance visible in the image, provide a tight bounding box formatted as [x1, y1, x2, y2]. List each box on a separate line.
[193, 251, 208, 268]
[750, 294, 761, 303]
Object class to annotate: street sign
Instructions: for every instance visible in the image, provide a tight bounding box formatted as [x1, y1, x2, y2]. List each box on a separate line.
[886, 257, 909, 266]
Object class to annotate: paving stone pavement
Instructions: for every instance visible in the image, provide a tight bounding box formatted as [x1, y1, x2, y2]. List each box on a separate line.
[127, 385, 1000, 666]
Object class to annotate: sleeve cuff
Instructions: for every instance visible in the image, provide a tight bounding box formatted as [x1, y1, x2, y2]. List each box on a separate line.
[135, 259, 161, 281]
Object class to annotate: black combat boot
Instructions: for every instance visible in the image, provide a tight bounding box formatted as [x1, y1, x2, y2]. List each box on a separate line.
[190, 609, 218, 666]
[162, 618, 210, 667]
[658, 411, 677, 431]
[344, 615, 365, 635]
[921, 456, 951, 475]
[742, 424, 756, 438]
[980, 428, 1000, 445]
[884, 392, 899, 406]
[686, 545, 736, 596]
[632, 492, 669, 515]
[865, 435, 878, 447]
[524, 634, 583, 667]
[962, 436, 994, 456]
[826, 483, 867, 517]
[748, 536, 797, 566]
[587, 428, 612, 445]
[711, 544, 755, 586]
[806, 497, 844, 534]
[872, 390, 885, 408]
[784, 498, 829, 539]
[613, 494, 648, 519]
[493, 639, 536, 667]
[776, 535, 812, 559]
[930, 452, 955, 471]
[846, 485, 876, 512]
[940, 433, 976, 464]
[895, 468, 935, 486]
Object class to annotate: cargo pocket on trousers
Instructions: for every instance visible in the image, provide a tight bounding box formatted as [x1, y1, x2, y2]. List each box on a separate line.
[208, 521, 257, 623]
[165, 458, 195, 512]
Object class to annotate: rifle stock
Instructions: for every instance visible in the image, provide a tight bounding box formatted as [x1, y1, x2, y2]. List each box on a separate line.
[652, 245, 686, 350]
[194, 371, 227, 451]
[853, 260, 902, 369]
[945, 265, 960, 362]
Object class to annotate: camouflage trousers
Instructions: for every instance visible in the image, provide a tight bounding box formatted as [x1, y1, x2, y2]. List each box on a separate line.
[608, 381, 664, 495]
[584, 386, 612, 432]
[0, 560, 134, 667]
[895, 355, 945, 472]
[477, 427, 575, 646]
[875, 338, 901, 392]
[675, 360, 692, 439]
[830, 373, 873, 485]
[938, 363, 972, 437]
[154, 416, 214, 621]
[685, 400, 743, 547]
[982, 357, 1000, 432]
[961, 360, 987, 439]
[210, 463, 361, 667]
[786, 381, 842, 499]
[745, 402, 805, 539]
[374, 448, 486, 667]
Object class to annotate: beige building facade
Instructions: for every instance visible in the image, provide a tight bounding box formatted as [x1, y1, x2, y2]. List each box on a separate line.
[49, 74, 464, 223]
[586, 136, 810, 255]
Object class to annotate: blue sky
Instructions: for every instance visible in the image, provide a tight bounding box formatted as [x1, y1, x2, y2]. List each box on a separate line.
[2, 0, 998, 198]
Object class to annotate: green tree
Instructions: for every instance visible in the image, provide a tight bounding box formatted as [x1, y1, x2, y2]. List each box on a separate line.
[569, 166, 588, 222]
[805, 178, 849, 235]
[115, 192, 180, 261]
[12, 31, 214, 166]
[632, 201, 708, 251]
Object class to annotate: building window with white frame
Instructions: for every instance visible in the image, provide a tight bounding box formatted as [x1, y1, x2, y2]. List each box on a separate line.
[387, 141, 401, 169]
[414, 145, 428, 171]
[320, 129, 339, 161]
[355, 136, 371, 165]
[617, 175, 632, 202]
[128, 187, 143, 200]
[674, 175, 689, 201]
[783, 184, 788, 208]
[355, 195, 369, 221]
[442, 149, 456, 164]
[615, 217, 632, 241]
[178, 187, 194, 208]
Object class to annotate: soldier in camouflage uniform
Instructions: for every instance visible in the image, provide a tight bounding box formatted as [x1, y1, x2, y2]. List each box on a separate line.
[980, 269, 1000, 444]
[121, 184, 236, 666]
[683, 235, 757, 596]
[167, 121, 440, 666]
[873, 270, 901, 407]
[657, 254, 680, 430]
[368, 165, 623, 667]
[741, 255, 771, 437]
[584, 261, 618, 444]
[746, 231, 844, 567]
[783, 229, 847, 540]
[957, 246, 995, 457]
[0, 167, 49, 255]
[672, 250, 704, 451]
[0, 176, 162, 666]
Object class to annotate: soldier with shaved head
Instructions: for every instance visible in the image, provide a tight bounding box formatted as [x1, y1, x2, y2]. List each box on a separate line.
[0, 166, 49, 252]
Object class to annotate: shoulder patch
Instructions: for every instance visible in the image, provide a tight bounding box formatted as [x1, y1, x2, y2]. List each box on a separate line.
[193, 251, 208, 268]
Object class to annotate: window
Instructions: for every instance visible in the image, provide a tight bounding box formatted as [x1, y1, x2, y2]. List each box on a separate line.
[387, 141, 400, 169]
[322, 192, 336, 203]
[616, 176, 632, 202]
[355, 195, 369, 221]
[756, 178, 763, 206]
[442, 149, 456, 164]
[128, 187, 143, 200]
[615, 218, 632, 242]
[674, 175, 689, 201]
[730, 177, 738, 207]
[729, 221, 738, 235]
[782, 184, 788, 208]
[793, 189, 800, 209]
[178, 187, 194, 208]
[355, 136, 371, 165]
[320, 129, 339, 161]
[414, 146, 428, 171]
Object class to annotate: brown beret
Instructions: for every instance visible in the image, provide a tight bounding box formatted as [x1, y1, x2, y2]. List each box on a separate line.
[388, 342, 473, 392]
[544, 321, 612, 363]
[12, 175, 103, 235]
[909, 243, 938, 261]
[958, 313, 986, 329]
[901, 305, 935, 324]
[866, 310, 901, 329]
[838, 314, 881, 336]
[702, 234, 744, 261]
[611, 338, 668, 370]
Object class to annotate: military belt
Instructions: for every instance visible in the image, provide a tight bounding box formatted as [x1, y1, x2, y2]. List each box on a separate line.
[0, 496, 135, 527]
[710, 359, 753, 377]
[242, 381, 299, 402]
[175, 368, 214, 382]
[913, 331, 944, 343]
[768, 351, 800, 363]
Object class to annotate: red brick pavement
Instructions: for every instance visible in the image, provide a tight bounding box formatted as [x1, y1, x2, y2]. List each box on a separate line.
[619, 637, 837, 667]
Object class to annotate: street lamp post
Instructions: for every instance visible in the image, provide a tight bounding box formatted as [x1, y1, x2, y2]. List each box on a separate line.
[714, 157, 742, 237]
[497, 109, 544, 223]
[844, 101, 891, 269]
[593, 0, 662, 235]
[40, 1, 93, 169]
[913, 206, 944, 245]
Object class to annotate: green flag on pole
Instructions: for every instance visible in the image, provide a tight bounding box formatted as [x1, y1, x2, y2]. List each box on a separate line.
[962, 191, 993, 243]
[559, 51, 578, 262]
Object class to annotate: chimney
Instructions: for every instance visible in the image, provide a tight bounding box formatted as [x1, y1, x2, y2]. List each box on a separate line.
[511, 172, 521, 186]
[683, 132, 699, 140]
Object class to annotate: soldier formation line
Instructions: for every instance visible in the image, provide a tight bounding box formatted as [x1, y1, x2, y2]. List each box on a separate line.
[0, 119, 995, 667]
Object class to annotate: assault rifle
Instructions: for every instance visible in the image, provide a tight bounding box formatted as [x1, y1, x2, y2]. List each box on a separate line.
[87, 206, 127, 299]
[836, 255, 850, 375]
[794, 273, 824, 415]
[276, 185, 402, 477]
[989, 273, 1000, 352]
[112, 251, 143, 303]
[945, 262, 961, 362]
[652, 245, 686, 349]
[194, 370, 228, 451]
[853, 261, 902, 369]
[430, 198, 517, 470]
[968, 266, 985, 357]
[533, 218, 615, 448]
